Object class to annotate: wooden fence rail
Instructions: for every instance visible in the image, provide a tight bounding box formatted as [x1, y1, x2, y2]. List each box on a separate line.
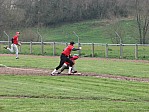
[1, 41, 149, 59]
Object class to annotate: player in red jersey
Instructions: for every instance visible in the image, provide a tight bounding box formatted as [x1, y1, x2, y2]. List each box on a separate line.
[58, 54, 79, 74]
[51, 41, 81, 75]
[4, 32, 21, 59]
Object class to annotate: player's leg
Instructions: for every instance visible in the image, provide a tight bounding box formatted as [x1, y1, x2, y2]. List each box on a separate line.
[65, 58, 74, 74]
[71, 65, 77, 73]
[56, 54, 67, 70]
[7, 44, 14, 53]
[58, 63, 68, 74]
[51, 54, 67, 75]
[13, 44, 19, 59]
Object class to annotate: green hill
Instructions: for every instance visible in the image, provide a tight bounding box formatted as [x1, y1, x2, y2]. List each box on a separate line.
[6, 18, 139, 44]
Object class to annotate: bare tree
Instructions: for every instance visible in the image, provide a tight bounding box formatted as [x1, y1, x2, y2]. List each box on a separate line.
[135, 0, 149, 44]
[0, 0, 5, 35]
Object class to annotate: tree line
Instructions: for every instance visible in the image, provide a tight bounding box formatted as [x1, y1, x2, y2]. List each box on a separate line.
[0, 0, 131, 28]
[0, 0, 149, 44]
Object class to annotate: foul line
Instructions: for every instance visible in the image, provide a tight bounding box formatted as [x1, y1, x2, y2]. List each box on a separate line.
[0, 64, 49, 73]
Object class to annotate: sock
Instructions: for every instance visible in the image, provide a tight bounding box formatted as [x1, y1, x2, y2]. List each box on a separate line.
[68, 67, 72, 74]
[52, 69, 57, 74]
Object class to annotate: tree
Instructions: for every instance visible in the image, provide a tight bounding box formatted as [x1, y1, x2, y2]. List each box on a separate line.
[0, 0, 5, 37]
[0, 0, 132, 31]
[135, 0, 149, 44]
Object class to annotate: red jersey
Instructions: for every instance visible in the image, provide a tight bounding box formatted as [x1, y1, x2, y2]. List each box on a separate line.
[62, 45, 74, 56]
[12, 35, 18, 44]
[65, 55, 79, 65]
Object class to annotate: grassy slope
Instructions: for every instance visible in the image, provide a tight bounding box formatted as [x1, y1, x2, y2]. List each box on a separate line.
[16, 18, 138, 44]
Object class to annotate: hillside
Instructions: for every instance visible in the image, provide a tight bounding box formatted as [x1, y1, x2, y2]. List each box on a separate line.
[28, 19, 138, 44]
[3, 18, 139, 44]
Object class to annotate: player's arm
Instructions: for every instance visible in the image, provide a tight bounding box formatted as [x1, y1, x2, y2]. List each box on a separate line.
[17, 42, 21, 46]
[72, 47, 81, 51]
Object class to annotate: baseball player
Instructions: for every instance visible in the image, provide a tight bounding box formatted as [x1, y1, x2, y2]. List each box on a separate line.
[4, 32, 21, 59]
[51, 41, 81, 75]
[58, 54, 79, 74]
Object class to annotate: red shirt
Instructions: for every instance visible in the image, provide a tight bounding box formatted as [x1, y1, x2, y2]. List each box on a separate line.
[62, 44, 74, 56]
[65, 55, 79, 65]
[13, 35, 18, 44]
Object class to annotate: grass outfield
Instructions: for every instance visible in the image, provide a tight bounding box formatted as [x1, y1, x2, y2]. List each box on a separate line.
[0, 75, 149, 112]
[0, 55, 149, 112]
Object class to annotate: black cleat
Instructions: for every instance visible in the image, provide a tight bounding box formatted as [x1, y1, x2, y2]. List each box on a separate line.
[72, 71, 77, 73]
[57, 72, 61, 74]
[3, 46, 8, 49]
[51, 73, 55, 76]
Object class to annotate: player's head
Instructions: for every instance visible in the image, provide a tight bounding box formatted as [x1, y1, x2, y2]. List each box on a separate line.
[70, 41, 75, 45]
[16, 32, 20, 35]
[73, 54, 79, 60]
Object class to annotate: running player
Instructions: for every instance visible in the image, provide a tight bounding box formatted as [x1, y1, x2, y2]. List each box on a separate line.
[4, 32, 21, 59]
[51, 41, 81, 75]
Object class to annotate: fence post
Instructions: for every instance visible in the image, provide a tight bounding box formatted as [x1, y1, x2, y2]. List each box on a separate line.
[53, 42, 56, 56]
[3, 31, 11, 48]
[19, 42, 22, 53]
[135, 44, 138, 59]
[78, 43, 81, 56]
[30, 41, 32, 54]
[120, 43, 123, 59]
[105, 44, 108, 58]
[41, 41, 44, 55]
[92, 43, 94, 57]
[66, 42, 68, 47]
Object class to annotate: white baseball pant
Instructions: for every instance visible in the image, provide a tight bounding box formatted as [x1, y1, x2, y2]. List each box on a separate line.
[7, 44, 19, 58]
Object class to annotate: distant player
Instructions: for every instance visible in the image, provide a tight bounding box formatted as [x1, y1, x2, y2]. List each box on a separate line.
[4, 32, 21, 59]
[51, 41, 81, 75]
[58, 54, 79, 74]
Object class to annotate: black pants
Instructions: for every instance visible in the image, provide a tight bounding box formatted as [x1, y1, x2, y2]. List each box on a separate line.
[56, 54, 73, 70]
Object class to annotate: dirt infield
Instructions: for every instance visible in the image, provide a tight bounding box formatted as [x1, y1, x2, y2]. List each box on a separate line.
[0, 66, 149, 83]
[0, 66, 50, 76]
[0, 54, 149, 83]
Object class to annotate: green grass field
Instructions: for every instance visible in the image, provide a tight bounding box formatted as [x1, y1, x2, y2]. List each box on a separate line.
[1, 75, 149, 112]
[0, 55, 149, 112]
